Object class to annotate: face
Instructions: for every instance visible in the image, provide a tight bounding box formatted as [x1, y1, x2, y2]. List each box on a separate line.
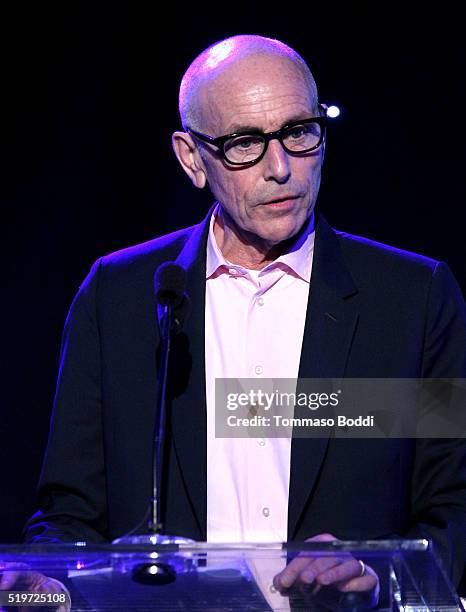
[177, 55, 324, 248]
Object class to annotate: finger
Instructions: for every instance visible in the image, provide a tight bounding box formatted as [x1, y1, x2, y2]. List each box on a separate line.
[305, 533, 338, 542]
[274, 552, 350, 589]
[273, 533, 343, 590]
[297, 532, 350, 584]
[0, 563, 32, 590]
[299, 555, 349, 585]
[41, 578, 72, 612]
[314, 558, 367, 586]
[27, 571, 52, 592]
[337, 564, 379, 593]
[0, 568, 55, 592]
[274, 555, 314, 589]
[0, 570, 20, 590]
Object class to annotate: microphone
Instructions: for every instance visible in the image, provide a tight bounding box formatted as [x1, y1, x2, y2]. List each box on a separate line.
[154, 262, 186, 307]
[154, 263, 190, 336]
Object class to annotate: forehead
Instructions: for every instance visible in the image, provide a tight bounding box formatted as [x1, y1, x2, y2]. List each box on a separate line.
[200, 55, 315, 133]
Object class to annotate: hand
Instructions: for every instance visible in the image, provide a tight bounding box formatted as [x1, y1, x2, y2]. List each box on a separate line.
[273, 533, 379, 601]
[0, 562, 70, 612]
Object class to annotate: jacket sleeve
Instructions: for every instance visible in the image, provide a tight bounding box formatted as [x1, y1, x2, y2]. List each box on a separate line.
[407, 262, 466, 588]
[23, 258, 109, 543]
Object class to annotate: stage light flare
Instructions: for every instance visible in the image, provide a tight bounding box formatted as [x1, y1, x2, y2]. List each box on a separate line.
[326, 105, 341, 118]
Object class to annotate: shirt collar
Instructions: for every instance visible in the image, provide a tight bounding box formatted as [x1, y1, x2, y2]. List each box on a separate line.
[206, 203, 315, 282]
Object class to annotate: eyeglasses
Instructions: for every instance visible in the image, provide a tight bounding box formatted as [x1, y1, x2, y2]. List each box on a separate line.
[186, 106, 327, 167]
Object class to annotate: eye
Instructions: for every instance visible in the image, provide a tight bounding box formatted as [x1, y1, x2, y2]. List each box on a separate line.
[225, 135, 263, 151]
[283, 122, 322, 152]
[288, 126, 306, 139]
[237, 138, 254, 149]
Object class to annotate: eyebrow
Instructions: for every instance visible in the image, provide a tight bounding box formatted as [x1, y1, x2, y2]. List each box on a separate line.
[225, 113, 315, 135]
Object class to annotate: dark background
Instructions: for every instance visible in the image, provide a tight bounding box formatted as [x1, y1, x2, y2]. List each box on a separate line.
[1, 0, 465, 570]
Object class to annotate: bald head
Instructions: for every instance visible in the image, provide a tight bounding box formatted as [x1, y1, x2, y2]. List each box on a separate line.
[172, 35, 325, 261]
[179, 35, 319, 132]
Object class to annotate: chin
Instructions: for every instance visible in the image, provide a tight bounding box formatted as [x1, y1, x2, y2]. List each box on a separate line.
[258, 220, 305, 245]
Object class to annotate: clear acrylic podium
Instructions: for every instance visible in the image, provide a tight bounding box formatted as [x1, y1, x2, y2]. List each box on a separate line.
[0, 540, 464, 611]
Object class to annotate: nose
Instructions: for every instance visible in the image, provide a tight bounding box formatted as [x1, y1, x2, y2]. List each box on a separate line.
[262, 138, 291, 184]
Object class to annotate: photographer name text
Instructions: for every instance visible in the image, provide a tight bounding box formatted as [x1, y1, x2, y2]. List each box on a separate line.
[226, 415, 375, 428]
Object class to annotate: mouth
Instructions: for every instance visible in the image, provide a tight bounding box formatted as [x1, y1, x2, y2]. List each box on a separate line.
[260, 195, 301, 209]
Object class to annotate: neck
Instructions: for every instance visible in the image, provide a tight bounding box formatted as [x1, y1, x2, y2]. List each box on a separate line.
[213, 206, 307, 270]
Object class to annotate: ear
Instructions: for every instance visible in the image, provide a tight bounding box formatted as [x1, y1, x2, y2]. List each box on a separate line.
[320, 137, 326, 164]
[172, 131, 207, 189]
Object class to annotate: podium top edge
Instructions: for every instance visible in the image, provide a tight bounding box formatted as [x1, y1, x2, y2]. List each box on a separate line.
[0, 539, 429, 555]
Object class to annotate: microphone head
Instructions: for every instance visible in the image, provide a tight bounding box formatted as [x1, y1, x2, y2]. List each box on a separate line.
[154, 262, 187, 308]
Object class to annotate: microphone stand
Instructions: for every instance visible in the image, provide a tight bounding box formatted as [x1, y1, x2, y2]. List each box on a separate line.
[112, 290, 194, 584]
[148, 302, 171, 536]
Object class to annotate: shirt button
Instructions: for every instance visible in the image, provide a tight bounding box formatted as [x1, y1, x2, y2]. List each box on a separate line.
[256, 297, 264, 306]
[270, 584, 277, 593]
[258, 439, 266, 446]
[262, 507, 270, 517]
[254, 365, 263, 375]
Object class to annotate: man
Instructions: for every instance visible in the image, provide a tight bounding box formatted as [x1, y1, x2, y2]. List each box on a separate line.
[24, 34, 465, 600]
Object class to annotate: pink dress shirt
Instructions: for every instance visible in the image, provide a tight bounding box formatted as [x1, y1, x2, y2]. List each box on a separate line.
[205, 204, 315, 543]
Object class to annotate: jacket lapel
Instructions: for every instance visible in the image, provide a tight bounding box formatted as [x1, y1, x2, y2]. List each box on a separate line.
[167, 207, 212, 540]
[288, 213, 360, 539]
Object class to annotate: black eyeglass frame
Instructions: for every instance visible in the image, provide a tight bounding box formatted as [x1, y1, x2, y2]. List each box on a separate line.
[186, 104, 327, 167]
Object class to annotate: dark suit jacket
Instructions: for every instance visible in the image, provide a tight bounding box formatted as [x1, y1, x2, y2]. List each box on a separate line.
[24, 207, 466, 587]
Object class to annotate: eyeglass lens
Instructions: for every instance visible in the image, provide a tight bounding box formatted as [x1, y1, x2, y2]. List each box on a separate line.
[223, 122, 323, 164]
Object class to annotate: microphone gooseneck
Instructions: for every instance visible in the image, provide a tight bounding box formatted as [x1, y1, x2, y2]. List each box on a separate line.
[150, 263, 188, 536]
